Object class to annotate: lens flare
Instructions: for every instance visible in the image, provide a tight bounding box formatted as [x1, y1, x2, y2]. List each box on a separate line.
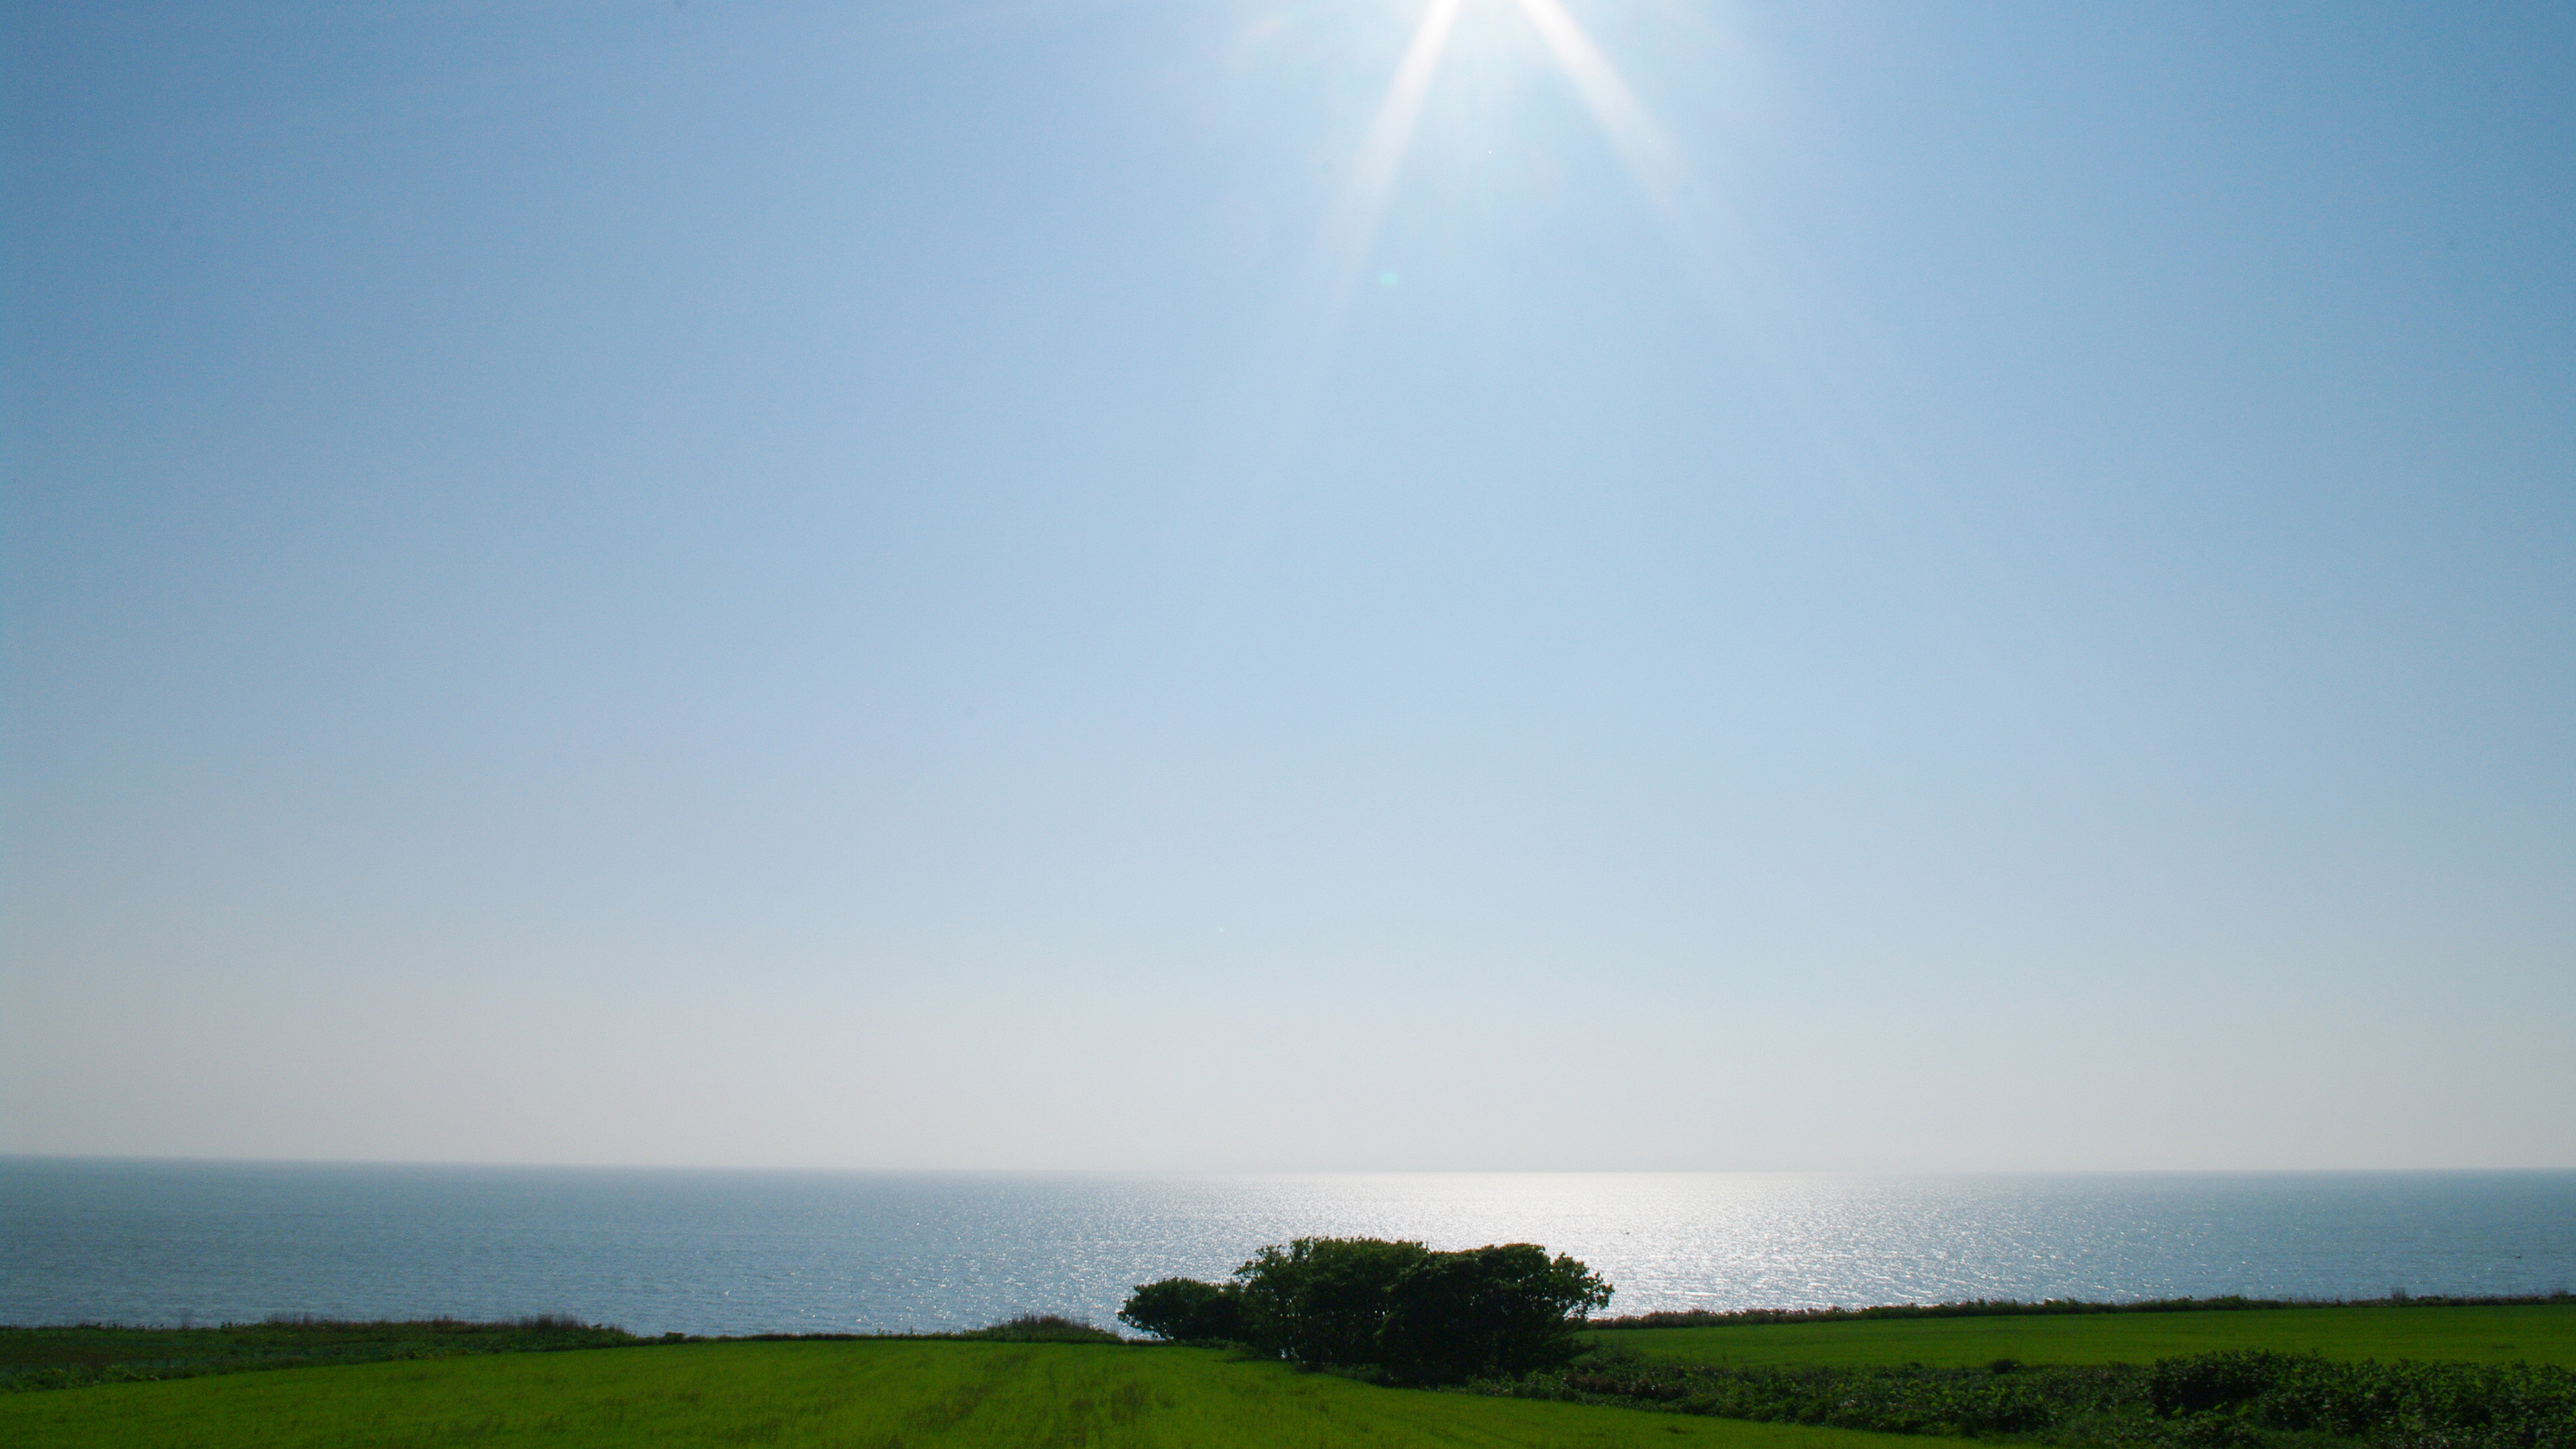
[1296, 0, 1464, 361]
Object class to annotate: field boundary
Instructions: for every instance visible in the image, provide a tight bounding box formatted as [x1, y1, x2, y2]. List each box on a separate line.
[1589, 1291, 2576, 1331]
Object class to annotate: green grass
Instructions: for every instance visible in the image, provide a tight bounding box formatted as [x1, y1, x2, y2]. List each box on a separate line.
[15, 1303, 2574, 1447]
[0, 1318, 647, 1392]
[1587, 1303, 2576, 1370]
[1507, 1348, 2576, 1449]
[0, 1339, 1925, 1449]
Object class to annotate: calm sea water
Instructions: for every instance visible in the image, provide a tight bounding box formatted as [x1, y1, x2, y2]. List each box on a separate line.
[3, 1161, 2569, 1337]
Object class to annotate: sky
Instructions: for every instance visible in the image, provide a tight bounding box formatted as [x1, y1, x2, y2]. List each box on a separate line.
[3, 0, 2569, 1174]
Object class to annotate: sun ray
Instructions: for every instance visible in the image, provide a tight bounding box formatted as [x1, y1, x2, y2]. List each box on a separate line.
[1218, 0, 1470, 533]
[1280, 0, 1466, 402]
[1232, 0, 1965, 595]
[1254, 0, 1740, 462]
[1511, 0, 1790, 354]
[1512, 1, 1978, 582]
[1511, 0, 1684, 218]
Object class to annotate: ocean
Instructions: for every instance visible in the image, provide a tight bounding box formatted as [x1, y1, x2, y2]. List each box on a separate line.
[3, 1160, 2569, 1337]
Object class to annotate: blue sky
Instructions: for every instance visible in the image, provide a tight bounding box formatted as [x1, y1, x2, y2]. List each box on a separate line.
[4, 0, 2569, 1171]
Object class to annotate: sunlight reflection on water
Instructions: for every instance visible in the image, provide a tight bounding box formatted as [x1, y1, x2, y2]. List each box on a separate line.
[4, 1163, 2569, 1336]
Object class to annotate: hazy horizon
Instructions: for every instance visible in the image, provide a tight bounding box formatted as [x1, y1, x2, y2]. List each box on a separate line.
[5, 1, 2569, 1174]
[13, 1152, 2576, 1175]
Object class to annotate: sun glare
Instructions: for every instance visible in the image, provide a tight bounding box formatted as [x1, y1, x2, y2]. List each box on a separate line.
[1238, 0, 1761, 483]
[1510, 0, 1682, 211]
[1294, 0, 1697, 366]
[1298, 0, 1465, 343]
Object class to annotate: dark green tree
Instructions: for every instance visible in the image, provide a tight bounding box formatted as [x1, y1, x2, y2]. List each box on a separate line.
[1116, 1277, 1244, 1342]
[1124, 1237, 1613, 1382]
[1232, 1236, 1433, 1368]
[1376, 1243, 1613, 1383]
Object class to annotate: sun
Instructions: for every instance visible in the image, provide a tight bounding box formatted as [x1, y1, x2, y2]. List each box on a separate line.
[1244, 0, 1721, 459]
[1303, 0, 1684, 335]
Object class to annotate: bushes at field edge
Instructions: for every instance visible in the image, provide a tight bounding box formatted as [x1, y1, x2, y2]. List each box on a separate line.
[1119, 1237, 1613, 1385]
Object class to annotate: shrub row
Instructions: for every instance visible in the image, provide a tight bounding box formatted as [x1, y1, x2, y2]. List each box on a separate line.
[0, 1318, 647, 1394]
[3, 1313, 1127, 1394]
[1591, 1294, 2576, 1333]
[1496, 1350, 2576, 1449]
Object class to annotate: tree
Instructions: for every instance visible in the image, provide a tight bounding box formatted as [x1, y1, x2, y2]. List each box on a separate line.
[1232, 1236, 1432, 1368]
[1376, 1243, 1613, 1383]
[1215, 1236, 1614, 1383]
[1116, 1277, 1244, 1342]
[1122, 1238, 1614, 1383]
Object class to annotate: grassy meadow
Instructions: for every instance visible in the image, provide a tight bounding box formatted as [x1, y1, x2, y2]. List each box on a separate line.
[0, 1338, 1913, 1449]
[1590, 1302, 2576, 1370]
[8, 1301, 2573, 1448]
[0, 1317, 647, 1393]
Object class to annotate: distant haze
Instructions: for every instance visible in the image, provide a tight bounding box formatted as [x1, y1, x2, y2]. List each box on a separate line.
[3, 1, 2569, 1172]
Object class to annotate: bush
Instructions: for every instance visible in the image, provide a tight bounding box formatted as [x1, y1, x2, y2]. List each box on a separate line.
[1507, 1350, 2576, 1449]
[1234, 1237, 1434, 1369]
[957, 1314, 1121, 1343]
[1118, 1279, 1246, 1343]
[1377, 1244, 1614, 1384]
[1122, 1237, 1613, 1385]
[2151, 1350, 2295, 1416]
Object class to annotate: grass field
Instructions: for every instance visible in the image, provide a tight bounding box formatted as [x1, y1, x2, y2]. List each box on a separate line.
[0, 1340, 1921, 1449]
[1589, 1303, 2576, 1370]
[0, 1318, 645, 1392]
[12, 1303, 2573, 1448]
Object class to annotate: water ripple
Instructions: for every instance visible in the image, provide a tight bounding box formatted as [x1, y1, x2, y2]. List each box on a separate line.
[3, 1162, 2568, 1336]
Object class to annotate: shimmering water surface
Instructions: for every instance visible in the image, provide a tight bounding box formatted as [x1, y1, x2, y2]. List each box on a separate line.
[4, 1161, 2569, 1336]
